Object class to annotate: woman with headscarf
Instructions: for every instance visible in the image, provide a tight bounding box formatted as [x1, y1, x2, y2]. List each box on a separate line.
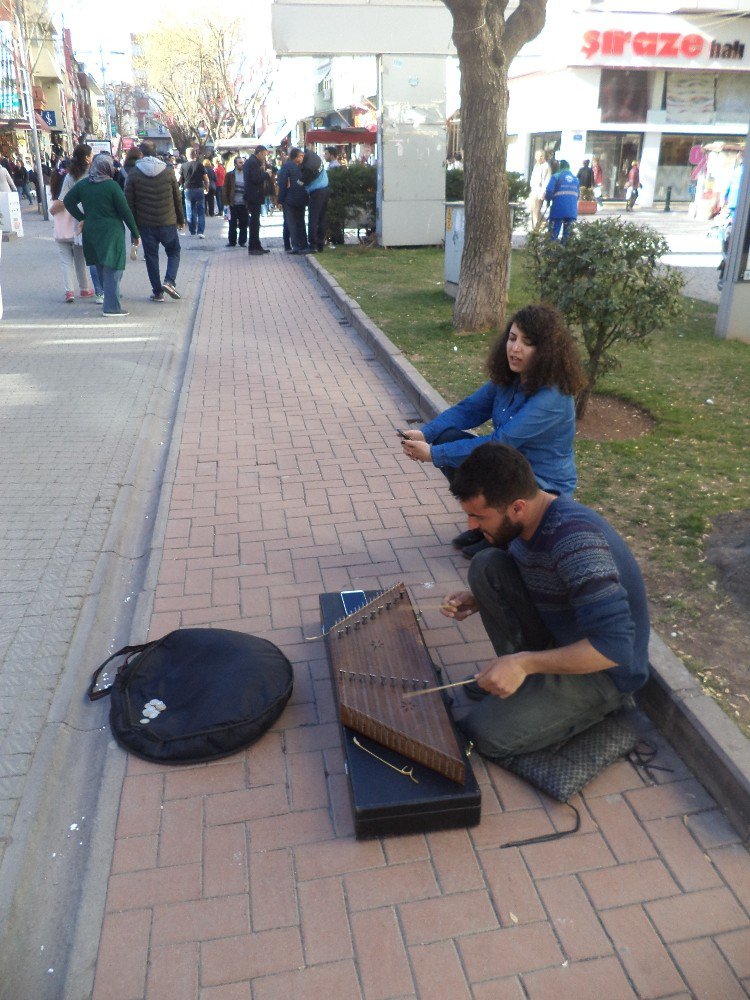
[63, 153, 140, 317]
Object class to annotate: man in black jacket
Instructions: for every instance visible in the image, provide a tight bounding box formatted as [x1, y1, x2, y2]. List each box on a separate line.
[125, 141, 185, 301]
[243, 145, 270, 255]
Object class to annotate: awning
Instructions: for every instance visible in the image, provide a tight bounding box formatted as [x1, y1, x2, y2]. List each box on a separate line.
[305, 127, 377, 145]
[258, 121, 291, 148]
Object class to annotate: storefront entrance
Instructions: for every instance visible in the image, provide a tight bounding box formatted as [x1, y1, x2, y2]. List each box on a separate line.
[587, 131, 643, 200]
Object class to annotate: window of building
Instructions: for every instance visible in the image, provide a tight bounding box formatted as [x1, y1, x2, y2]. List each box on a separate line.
[599, 69, 650, 123]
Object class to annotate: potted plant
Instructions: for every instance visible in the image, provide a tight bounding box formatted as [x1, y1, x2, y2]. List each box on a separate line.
[578, 186, 597, 216]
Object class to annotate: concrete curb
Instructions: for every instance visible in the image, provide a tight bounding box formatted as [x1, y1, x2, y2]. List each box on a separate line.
[306, 254, 750, 844]
[0, 258, 211, 1000]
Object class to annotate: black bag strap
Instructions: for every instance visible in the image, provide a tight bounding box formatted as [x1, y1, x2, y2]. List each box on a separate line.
[87, 642, 152, 701]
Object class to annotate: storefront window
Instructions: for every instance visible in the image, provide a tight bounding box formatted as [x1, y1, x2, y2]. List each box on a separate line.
[599, 70, 650, 124]
[656, 133, 743, 202]
[587, 131, 643, 200]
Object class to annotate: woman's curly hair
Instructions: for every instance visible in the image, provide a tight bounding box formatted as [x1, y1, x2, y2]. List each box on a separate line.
[486, 303, 586, 396]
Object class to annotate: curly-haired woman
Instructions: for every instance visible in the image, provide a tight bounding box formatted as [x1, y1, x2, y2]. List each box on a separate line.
[401, 304, 586, 557]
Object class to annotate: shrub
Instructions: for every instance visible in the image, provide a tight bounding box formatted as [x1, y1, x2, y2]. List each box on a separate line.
[326, 163, 376, 244]
[526, 219, 686, 418]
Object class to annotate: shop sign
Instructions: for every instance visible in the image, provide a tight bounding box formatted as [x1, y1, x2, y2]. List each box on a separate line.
[40, 110, 56, 127]
[582, 30, 746, 64]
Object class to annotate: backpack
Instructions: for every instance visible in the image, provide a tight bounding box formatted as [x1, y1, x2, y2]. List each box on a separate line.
[88, 628, 294, 764]
[300, 150, 324, 184]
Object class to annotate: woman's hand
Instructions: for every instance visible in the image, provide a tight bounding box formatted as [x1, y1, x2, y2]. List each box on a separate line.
[401, 438, 431, 463]
[440, 591, 478, 621]
[400, 430, 425, 442]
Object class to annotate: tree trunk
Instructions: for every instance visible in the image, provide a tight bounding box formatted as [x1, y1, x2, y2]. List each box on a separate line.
[450, 5, 510, 334]
[444, 0, 547, 333]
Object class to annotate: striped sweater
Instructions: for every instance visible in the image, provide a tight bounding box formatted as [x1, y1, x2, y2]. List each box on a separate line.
[509, 498, 650, 693]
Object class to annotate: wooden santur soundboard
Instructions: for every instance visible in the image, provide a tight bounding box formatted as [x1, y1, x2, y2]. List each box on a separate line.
[325, 582, 466, 784]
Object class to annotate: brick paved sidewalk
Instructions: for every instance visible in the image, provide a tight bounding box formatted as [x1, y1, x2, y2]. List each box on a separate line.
[92, 248, 750, 999]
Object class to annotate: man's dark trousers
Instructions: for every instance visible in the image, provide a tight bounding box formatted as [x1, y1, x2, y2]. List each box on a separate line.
[247, 199, 263, 251]
[140, 224, 181, 296]
[307, 187, 329, 251]
[284, 203, 308, 251]
[228, 204, 248, 247]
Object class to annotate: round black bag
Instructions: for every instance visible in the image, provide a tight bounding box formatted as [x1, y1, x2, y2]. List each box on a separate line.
[88, 628, 294, 764]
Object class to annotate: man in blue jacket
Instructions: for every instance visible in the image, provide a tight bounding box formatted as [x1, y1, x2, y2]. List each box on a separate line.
[442, 444, 649, 760]
[545, 159, 579, 243]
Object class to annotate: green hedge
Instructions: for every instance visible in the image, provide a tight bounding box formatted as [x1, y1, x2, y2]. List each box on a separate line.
[326, 164, 377, 243]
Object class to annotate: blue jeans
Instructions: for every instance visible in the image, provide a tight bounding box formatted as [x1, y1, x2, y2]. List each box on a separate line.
[215, 188, 223, 213]
[96, 265, 124, 313]
[140, 224, 181, 295]
[549, 217, 574, 243]
[89, 265, 103, 295]
[187, 190, 205, 235]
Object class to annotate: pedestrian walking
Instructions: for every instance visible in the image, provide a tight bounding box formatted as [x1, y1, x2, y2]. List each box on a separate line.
[63, 153, 140, 317]
[204, 158, 217, 216]
[243, 145, 270, 255]
[0, 160, 17, 192]
[13, 157, 34, 205]
[49, 151, 96, 303]
[214, 158, 226, 214]
[223, 156, 248, 248]
[180, 149, 208, 237]
[527, 150, 551, 230]
[277, 148, 310, 254]
[625, 160, 641, 211]
[592, 156, 604, 205]
[545, 159, 579, 243]
[125, 140, 185, 302]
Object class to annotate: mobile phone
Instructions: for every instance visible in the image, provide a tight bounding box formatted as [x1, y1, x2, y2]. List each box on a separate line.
[396, 429, 409, 439]
[340, 590, 367, 616]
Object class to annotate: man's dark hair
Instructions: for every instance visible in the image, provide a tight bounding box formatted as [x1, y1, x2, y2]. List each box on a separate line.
[140, 140, 156, 157]
[255, 145, 267, 155]
[450, 444, 538, 509]
[288, 147, 302, 160]
[559, 159, 570, 170]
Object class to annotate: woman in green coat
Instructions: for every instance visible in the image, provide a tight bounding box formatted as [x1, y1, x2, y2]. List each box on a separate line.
[63, 153, 140, 316]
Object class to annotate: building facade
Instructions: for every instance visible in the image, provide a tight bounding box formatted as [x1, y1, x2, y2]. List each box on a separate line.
[506, 3, 750, 206]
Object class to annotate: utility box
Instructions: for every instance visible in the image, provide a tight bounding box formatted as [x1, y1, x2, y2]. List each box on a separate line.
[444, 201, 464, 299]
[377, 54, 446, 247]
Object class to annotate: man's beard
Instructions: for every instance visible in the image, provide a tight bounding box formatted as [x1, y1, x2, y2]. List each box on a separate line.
[486, 514, 523, 548]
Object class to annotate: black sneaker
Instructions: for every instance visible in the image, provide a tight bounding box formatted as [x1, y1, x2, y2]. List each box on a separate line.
[452, 528, 483, 549]
[462, 538, 491, 560]
[248, 248, 266, 256]
[162, 281, 181, 300]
